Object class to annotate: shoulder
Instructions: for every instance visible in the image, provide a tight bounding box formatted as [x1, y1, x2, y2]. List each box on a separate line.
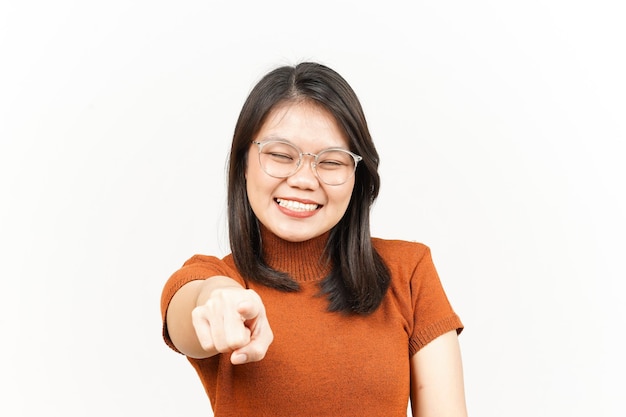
[371, 237, 440, 290]
[372, 237, 432, 266]
[178, 253, 237, 278]
[161, 253, 243, 304]
[182, 253, 232, 267]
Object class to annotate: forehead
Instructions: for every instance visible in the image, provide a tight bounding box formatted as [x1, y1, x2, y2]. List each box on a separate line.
[257, 101, 349, 149]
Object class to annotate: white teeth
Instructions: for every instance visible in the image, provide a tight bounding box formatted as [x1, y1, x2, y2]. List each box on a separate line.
[276, 199, 319, 212]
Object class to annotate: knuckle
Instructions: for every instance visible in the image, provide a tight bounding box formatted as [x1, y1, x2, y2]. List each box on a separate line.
[199, 339, 214, 351]
[214, 344, 229, 354]
[212, 337, 232, 353]
[225, 337, 244, 350]
[210, 288, 228, 300]
[244, 288, 260, 302]
[191, 305, 204, 320]
[229, 330, 250, 349]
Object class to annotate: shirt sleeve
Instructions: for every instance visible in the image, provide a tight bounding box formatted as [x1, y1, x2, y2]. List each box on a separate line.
[160, 255, 242, 353]
[408, 245, 463, 356]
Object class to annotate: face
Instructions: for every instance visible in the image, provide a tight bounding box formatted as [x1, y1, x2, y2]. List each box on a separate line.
[245, 101, 355, 242]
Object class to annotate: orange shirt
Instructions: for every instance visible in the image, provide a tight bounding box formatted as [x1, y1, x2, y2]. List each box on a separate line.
[161, 231, 463, 417]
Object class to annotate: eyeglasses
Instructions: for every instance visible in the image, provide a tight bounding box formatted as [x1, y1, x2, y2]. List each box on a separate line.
[252, 139, 362, 186]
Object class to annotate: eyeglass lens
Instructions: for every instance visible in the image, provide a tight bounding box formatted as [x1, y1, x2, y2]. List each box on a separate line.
[258, 141, 357, 185]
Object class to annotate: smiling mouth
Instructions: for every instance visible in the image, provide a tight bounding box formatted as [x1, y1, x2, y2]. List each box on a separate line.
[275, 198, 321, 212]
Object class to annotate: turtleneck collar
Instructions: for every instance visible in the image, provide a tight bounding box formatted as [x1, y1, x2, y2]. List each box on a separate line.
[259, 224, 332, 283]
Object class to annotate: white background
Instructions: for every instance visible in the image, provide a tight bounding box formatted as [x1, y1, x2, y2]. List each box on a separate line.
[1, 1, 624, 416]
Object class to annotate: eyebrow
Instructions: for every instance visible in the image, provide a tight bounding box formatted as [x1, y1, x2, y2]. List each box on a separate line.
[257, 136, 351, 152]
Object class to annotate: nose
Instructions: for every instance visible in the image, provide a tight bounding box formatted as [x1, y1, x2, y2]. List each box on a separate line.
[286, 155, 320, 190]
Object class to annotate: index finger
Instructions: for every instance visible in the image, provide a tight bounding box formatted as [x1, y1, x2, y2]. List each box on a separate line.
[237, 299, 262, 321]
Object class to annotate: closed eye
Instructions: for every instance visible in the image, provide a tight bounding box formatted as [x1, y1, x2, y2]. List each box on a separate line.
[317, 160, 346, 169]
[267, 152, 295, 162]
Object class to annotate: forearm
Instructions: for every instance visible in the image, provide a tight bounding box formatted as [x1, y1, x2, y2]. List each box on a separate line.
[166, 276, 244, 358]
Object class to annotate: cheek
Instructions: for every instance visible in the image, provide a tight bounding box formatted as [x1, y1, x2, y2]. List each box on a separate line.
[331, 183, 355, 211]
[245, 148, 269, 184]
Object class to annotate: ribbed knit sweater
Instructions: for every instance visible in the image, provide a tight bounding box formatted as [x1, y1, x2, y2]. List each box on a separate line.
[161, 230, 463, 417]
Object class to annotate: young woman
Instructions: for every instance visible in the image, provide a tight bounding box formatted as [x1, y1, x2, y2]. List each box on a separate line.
[161, 62, 468, 416]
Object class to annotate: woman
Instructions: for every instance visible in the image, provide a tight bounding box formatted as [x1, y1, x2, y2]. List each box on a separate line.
[161, 62, 467, 416]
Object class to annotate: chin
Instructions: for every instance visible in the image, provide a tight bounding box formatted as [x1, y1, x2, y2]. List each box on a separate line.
[277, 232, 314, 243]
[273, 225, 324, 243]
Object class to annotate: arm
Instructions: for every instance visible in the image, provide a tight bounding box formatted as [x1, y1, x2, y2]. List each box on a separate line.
[165, 275, 273, 364]
[410, 330, 468, 417]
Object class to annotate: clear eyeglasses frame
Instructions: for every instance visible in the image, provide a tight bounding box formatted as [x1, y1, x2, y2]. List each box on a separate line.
[252, 139, 363, 186]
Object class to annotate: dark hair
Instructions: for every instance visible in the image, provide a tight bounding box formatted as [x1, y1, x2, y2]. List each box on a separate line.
[227, 62, 390, 314]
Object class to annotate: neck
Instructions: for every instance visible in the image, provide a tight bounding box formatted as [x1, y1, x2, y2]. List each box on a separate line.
[259, 225, 331, 283]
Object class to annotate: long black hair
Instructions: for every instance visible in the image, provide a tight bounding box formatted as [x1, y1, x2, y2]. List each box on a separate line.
[227, 62, 390, 314]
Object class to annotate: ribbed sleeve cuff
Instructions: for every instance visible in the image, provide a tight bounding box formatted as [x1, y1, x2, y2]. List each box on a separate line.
[408, 314, 464, 357]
